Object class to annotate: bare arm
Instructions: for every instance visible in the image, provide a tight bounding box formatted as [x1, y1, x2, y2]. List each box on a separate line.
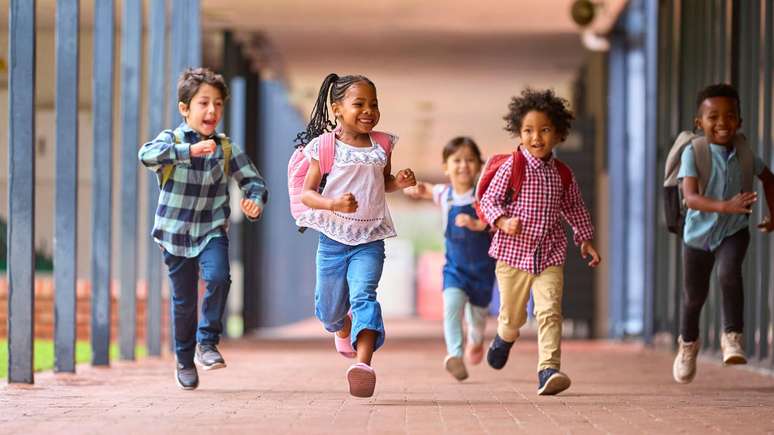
[758, 168, 774, 232]
[682, 176, 757, 214]
[403, 181, 434, 200]
[300, 159, 357, 212]
[383, 155, 416, 193]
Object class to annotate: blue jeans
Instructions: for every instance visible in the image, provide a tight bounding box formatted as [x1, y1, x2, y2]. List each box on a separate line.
[163, 236, 230, 367]
[315, 234, 386, 352]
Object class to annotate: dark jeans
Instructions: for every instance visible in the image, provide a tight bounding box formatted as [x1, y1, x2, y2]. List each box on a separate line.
[681, 229, 749, 342]
[163, 236, 231, 367]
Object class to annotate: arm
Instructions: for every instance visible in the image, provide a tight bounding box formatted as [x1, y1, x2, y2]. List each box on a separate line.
[300, 158, 358, 212]
[683, 176, 757, 214]
[383, 154, 416, 192]
[454, 214, 489, 232]
[479, 159, 520, 234]
[229, 143, 268, 221]
[559, 174, 600, 267]
[403, 181, 435, 200]
[138, 130, 191, 171]
[757, 167, 774, 232]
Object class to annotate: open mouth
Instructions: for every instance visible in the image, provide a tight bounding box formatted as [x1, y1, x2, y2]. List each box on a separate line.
[358, 118, 375, 126]
[202, 119, 218, 129]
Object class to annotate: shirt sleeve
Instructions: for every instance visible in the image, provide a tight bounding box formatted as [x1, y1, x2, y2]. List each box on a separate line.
[137, 129, 192, 171]
[677, 145, 697, 179]
[302, 137, 321, 161]
[479, 157, 513, 226]
[559, 170, 595, 246]
[229, 141, 268, 220]
[753, 153, 766, 176]
[431, 184, 446, 206]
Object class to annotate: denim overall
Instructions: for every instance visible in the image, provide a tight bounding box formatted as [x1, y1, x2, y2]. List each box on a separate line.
[442, 187, 496, 307]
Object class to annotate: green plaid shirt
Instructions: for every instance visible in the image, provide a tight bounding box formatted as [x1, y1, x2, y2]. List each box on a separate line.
[139, 122, 268, 258]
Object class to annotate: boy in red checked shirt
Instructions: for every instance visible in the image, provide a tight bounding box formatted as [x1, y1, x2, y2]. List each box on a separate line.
[479, 88, 601, 396]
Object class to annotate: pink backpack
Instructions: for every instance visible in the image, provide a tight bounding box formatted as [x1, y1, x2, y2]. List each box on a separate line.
[288, 130, 393, 221]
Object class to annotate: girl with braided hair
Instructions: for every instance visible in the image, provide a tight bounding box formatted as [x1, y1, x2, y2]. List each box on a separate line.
[295, 73, 416, 397]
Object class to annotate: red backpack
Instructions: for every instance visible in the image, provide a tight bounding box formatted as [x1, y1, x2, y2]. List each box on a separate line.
[474, 148, 573, 224]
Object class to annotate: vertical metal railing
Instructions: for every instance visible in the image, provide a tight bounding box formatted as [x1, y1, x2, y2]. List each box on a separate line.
[7, 0, 36, 384]
[54, 0, 79, 373]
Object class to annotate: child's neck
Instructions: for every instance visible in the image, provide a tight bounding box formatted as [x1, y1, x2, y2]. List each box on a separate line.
[337, 128, 371, 147]
[450, 179, 474, 195]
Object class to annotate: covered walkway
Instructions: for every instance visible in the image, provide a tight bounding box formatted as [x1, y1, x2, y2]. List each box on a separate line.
[2, 318, 773, 434]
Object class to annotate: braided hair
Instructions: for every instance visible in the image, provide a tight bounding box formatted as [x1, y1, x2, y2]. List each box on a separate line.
[294, 73, 376, 148]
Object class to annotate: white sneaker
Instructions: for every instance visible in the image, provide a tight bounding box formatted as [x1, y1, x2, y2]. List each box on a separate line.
[720, 332, 747, 365]
[673, 336, 699, 384]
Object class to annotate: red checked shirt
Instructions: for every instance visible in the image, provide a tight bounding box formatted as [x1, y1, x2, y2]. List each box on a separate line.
[480, 147, 594, 275]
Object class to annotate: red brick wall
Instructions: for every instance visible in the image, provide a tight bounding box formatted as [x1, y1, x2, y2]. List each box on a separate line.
[0, 277, 169, 344]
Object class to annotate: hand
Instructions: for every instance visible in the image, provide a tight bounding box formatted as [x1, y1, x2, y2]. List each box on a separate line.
[403, 181, 430, 199]
[723, 192, 757, 214]
[580, 240, 601, 268]
[495, 217, 522, 235]
[455, 214, 475, 229]
[190, 139, 216, 157]
[758, 216, 774, 233]
[240, 198, 263, 219]
[394, 168, 416, 189]
[331, 193, 358, 213]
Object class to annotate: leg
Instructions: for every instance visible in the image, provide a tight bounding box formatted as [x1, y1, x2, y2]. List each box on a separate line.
[163, 250, 199, 367]
[196, 236, 231, 345]
[531, 266, 564, 372]
[714, 229, 749, 334]
[347, 240, 386, 365]
[465, 302, 489, 347]
[443, 287, 467, 358]
[494, 261, 533, 342]
[681, 244, 715, 342]
[314, 235, 351, 335]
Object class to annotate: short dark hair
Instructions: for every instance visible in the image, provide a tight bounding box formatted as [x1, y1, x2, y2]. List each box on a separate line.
[177, 67, 229, 106]
[442, 136, 483, 163]
[503, 88, 574, 141]
[695, 83, 741, 116]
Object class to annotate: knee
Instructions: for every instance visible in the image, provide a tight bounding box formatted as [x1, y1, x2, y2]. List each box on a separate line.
[203, 270, 230, 287]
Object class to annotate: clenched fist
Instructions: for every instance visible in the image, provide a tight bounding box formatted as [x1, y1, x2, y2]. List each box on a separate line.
[191, 139, 216, 157]
[394, 168, 416, 189]
[240, 198, 263, 219]
[496, 217, 522, 236]
[332, 193, 358, 213]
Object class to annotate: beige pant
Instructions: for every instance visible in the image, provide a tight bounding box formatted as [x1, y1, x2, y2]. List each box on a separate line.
[495, 261, 564, 371]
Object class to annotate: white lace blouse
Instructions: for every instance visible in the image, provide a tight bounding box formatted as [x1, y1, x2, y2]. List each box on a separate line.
[296, 134, 398, 245]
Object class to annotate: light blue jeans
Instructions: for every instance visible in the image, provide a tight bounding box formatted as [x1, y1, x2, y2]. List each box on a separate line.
[315, 234, 386, 352]
[444, 287, 488, 358]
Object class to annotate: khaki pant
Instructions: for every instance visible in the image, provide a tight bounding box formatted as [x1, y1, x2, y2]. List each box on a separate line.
[495, 261, 564, 371]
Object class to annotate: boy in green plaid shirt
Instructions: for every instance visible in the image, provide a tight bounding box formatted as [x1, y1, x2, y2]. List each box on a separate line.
[139, 67, 267, 390]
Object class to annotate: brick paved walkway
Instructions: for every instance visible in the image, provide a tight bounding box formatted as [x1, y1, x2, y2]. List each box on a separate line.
[2, 318, 774, 434]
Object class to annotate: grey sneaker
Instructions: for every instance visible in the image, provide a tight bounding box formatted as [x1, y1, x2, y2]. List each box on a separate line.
[175, 363, 199, 390]
[195, 343, 226, 370]
[444, 355, 469, 381]
[673, 336, 699, 384]
[721, 332, 747, 365]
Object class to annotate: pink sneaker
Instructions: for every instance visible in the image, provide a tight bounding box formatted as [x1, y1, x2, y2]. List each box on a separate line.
[334, 333, 356, 358]
[346, 362, 376, 398]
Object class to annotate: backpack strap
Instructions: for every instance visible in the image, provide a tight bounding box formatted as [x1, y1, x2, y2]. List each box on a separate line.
[318, 132, 337, 175]
[691, 136, 712, 196]
[506, 148, 527, 204]
[217, 133, 232, 177]
[369, 131, 394, 155]
[160, 129, 186, 188]
[733, 134, 754, 192]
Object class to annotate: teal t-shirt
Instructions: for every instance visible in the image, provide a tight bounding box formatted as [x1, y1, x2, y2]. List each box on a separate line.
[677, 143, 766, 251]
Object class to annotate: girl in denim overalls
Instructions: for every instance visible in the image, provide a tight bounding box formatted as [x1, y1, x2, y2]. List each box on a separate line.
[405, 137, 496, 381]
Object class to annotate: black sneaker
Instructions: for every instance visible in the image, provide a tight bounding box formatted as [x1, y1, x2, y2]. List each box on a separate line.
[195, 343, 227, 370]
[175, 363, 199, 390]
[537, 368, 571, 396]
[486, 334, 514, 369]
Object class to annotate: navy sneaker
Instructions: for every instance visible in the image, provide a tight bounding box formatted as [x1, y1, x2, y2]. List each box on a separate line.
[175, 362, 199, 390]
[486, 334, 515, 369]
[537, 368, 571, 396]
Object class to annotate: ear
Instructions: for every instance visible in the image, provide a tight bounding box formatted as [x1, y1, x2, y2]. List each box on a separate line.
[178, 101, 189, 118]
[693, 116, 702, 131]
[331, 101, 341, 119]
[442, 161, 450, 176]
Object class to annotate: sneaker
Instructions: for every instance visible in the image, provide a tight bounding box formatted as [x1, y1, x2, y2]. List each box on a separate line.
[537, 368, 571, 395]
[444, 355, 469, 381]
[673, 336, 699, 384]
[175, 363, 199, 390]
[346, 363, 376, 398]
[721, 332, 747, 365]
[465, 341, 484, 365]
[194, 343, 227, 370]
[486, 334, 514, 370]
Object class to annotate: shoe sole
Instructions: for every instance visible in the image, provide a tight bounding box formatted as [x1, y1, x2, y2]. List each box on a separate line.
[194, 355, 227, 371]
[175, 372, 198, 390]
[538, 373, 571, 396]
[723, 354, 747, 365]
[347, 366, 376, 398]
[672, 363, 696, 384]
[444, 356, 469, 381]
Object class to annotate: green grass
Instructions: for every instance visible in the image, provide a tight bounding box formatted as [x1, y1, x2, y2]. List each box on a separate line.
[0, 339, 147, 379]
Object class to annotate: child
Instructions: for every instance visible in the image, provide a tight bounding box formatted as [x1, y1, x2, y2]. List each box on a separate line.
[295, 73, 415, 398]
[404, 137, 495, 381]
[479, 88, 600, 396]
[673, 83, 774, 383]
[138, 67, 268, 390]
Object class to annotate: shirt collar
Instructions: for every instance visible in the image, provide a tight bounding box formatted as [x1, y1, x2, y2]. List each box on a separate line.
[519, 145, 555, 169]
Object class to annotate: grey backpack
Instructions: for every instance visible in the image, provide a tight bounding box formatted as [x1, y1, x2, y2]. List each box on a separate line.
[663, 131, 754, 235]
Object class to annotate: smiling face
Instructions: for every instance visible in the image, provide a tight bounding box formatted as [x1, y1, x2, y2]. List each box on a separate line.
[178, 83, 224, 137]
[519, 110, 561, 160]
[331, 81, 380, 134]
[695, 96, 741, 147]
[443, 145, 482, 190]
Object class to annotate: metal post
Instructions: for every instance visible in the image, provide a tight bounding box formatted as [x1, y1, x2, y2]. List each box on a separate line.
[119, 0, 142, 361]
[54, 0, 79, 373]
[91, 0, 115, 366]
[7, 0, 36, 384]
[145, 0, 167, 358]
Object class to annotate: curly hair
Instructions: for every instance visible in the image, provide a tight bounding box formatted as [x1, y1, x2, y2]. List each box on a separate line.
[503, 88, 574, 141]
[695, 83, 740, 116]
[177, 67, 229, 105]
